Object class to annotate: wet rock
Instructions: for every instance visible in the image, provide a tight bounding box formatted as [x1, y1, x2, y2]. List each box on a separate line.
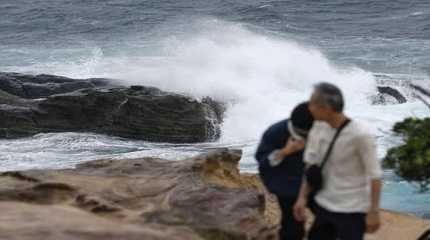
[0, 73, 224, 143]
[373, 86, 408, 104]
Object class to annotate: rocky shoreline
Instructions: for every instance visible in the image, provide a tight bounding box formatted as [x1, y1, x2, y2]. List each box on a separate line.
[1, 72, 428, 239]
[0, 72, 413, 142]
[0, 72, 224, 142]
[0, 149, 428, 240]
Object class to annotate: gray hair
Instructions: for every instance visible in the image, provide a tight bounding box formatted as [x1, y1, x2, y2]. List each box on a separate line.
[313, 82, 344, 112]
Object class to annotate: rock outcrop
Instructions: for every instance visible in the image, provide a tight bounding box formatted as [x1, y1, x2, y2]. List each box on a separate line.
[374, 86, 408, 104]
[373, 74, 410, 105]
[0, 72, 224, 142]
[0, 149, 276, 240]
[0, 149, 428, 240]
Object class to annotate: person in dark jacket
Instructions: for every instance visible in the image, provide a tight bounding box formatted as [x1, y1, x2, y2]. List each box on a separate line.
[255, 102, 314, 240]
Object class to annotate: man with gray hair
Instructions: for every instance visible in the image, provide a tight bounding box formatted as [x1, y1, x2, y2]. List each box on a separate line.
[293, 82, 382, 240]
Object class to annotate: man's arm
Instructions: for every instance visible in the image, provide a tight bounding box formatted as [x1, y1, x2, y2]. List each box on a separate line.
[255, 130, 279, 169]
[356, 132, 383, 233]
[293, 177, 311, 222]
[367, 178, 382, 233]
[370, 179, 382, 212]
[293, 123, 320, 222]
[268, 138, 305, 166]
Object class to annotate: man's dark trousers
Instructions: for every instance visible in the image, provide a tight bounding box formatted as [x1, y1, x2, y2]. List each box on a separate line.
[277, 195, 304, 240]
[308, 203, 366, 240]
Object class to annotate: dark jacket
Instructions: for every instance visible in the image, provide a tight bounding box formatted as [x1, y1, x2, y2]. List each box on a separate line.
[255, 119, 305, 197]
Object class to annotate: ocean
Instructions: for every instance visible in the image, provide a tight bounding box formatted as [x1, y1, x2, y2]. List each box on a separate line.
[0, 0, 429, 218]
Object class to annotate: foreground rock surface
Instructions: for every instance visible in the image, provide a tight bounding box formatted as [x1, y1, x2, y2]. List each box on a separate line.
[0, 72, 223, 142]
[0, 149, 428, 240]
[0, 149, 276, 240]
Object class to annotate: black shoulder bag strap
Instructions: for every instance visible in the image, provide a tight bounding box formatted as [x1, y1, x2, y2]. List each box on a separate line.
[320, 119, 351, 169]
[306, 118, 351, 211]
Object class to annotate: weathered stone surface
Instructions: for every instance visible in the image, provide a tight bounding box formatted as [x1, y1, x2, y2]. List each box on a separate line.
[0, 149, 277, 240]
[0, 149, 428, 239]
[0, 72, 224, 142]
[0, 202, 202, 240]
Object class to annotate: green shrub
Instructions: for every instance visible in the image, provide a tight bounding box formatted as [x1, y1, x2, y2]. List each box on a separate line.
[384, 117, 430, 192]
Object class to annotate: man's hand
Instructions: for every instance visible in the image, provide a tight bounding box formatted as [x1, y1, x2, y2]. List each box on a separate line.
[293, 196, 307, 222]
[281, 137, 305, 156]
[366, 211, 381, 233]
[367, 179, 382, 233]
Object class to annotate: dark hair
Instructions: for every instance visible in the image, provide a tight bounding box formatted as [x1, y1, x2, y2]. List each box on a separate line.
[290, 102, 314, 131]
[313, 82, 344, 112]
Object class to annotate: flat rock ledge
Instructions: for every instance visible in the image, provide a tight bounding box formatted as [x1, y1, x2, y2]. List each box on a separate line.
[0, 149, 428, 240]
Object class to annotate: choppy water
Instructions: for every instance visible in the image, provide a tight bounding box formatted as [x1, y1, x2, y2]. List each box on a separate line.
[0, 0, 429, 218]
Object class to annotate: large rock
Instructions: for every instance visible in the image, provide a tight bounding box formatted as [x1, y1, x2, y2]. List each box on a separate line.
[374, 86, 408, 104]
[373, 74, 410, 105]
[0, 149, 276, 240]
[0, 73, 224, 143]
[0, 149, 428, 239]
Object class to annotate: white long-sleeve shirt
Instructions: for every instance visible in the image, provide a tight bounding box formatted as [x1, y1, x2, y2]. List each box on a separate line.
[304, 120, 383, 213]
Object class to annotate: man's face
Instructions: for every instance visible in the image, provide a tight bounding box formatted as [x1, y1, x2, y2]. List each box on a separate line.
[309, 92, 330, 121]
